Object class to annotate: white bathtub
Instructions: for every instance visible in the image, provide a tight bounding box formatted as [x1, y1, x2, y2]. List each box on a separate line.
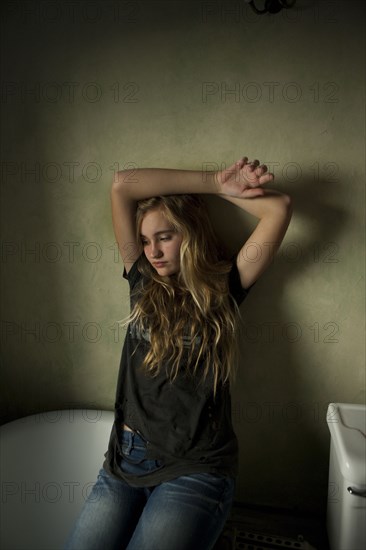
[0, 409, 114, 550]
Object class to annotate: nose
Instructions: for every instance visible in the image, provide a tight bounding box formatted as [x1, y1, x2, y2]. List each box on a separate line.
[150, 242, 163, 259]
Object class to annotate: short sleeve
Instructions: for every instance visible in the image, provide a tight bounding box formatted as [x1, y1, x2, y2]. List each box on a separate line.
[228, 255, 256, 306]
[122, 255, 144, 292]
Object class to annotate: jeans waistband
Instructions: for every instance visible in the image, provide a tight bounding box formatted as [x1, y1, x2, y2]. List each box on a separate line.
[121, 428, 147, 447]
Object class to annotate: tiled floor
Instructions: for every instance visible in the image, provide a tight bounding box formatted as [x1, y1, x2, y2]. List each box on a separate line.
[214, 502, 330, 549]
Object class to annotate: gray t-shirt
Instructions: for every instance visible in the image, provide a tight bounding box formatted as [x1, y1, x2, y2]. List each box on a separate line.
[103, 255, 252, 487]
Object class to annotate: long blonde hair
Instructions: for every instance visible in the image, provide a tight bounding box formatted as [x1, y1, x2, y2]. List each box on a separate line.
[120, 195, 242, 400]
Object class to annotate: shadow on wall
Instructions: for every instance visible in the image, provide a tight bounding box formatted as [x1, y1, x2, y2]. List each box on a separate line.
[207, 174, 348, 514]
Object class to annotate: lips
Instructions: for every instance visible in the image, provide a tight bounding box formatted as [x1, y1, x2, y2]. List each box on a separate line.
[153, 262, 167, 268]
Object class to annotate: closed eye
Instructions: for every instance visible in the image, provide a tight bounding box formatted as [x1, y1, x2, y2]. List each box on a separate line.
[140, 228, 177, 245]
[141, 236, 172, 245]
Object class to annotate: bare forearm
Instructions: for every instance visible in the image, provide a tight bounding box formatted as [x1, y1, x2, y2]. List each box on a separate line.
[220, 189, 292, 220]
[112, 167, 217, 199]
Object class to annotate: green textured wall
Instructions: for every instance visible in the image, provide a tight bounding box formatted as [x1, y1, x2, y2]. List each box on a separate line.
[1, 0, 365, 515]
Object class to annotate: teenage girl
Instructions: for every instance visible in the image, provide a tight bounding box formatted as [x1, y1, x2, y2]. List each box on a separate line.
[65, 156, 292, 550]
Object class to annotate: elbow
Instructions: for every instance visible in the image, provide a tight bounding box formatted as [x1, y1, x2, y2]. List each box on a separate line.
[111, 170, 128, 194]
[281, 193, 293, 218]
[268, 193, 293, 227]
[282, 192, 292, 208]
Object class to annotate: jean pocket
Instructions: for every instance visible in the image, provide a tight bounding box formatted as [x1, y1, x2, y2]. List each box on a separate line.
[119, 453, 164, 474]
[118, 429, 165, 474]
[121, 442, 147, 464]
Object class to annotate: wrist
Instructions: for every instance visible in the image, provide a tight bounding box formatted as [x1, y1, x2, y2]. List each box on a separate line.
[211, 171, 221, 195]
[199, 169, 221, 195]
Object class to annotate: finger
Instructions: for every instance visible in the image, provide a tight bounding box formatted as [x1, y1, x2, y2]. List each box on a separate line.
[247, 173, 272, 188]
[242, 162, 260, 180]
[237, 157, 247, 168]
[249, 159, 260, 170]
[259, 172, 274, 184]
[235, 157, 248, 172]
[255, 164, 268, 177]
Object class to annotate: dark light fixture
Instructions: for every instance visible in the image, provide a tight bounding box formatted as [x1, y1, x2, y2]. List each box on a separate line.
[246, 0, 297, 15]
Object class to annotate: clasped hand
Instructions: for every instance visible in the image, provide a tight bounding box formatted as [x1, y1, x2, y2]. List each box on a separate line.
[215, 157, 274, 198]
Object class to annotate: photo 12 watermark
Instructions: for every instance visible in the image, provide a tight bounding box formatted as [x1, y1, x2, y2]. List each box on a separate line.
[0, 319, 340, 345]
[0, 240, 340, 264]
[1, 161, 141, 184]
[201, 81, 340, 104]
[201, 160, 340, 183]
[1, 81, 140, 104]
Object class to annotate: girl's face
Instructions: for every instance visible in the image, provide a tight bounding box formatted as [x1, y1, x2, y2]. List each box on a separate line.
[140, 208, 183, 276]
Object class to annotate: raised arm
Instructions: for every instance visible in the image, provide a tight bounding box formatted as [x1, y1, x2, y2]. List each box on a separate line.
[110, 157, 289, 278]
[111, 166, 221, 273]
[216, 158, 293, 289]
[112, 166, 217, 199]
[111, 160, 267, 273]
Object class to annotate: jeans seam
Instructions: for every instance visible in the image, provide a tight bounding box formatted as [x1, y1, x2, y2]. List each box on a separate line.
[215, 477, 234, 516]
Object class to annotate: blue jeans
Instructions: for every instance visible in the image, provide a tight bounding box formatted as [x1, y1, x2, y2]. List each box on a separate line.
[64, 429, 235, 550]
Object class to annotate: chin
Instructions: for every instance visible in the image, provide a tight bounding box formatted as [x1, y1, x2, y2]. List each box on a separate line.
[158, 268, 174, 276]
[155, 267, 178, 278]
